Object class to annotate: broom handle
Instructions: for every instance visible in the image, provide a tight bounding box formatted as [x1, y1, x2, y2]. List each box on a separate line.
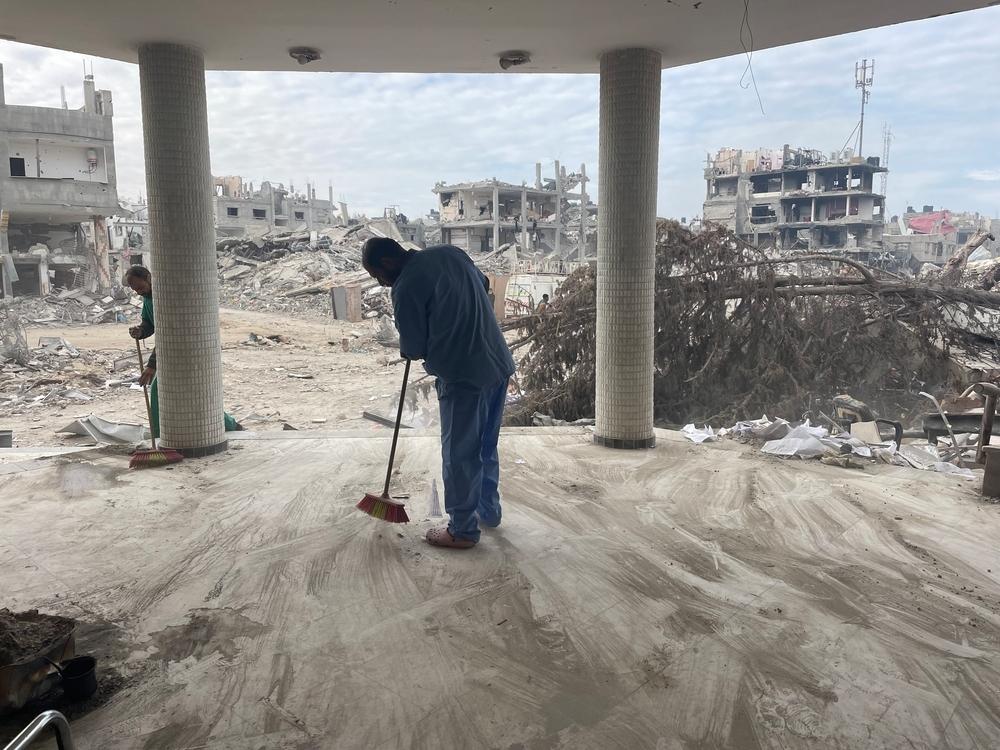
[382, 358, 411, 498]
[135, 339, 157, 451]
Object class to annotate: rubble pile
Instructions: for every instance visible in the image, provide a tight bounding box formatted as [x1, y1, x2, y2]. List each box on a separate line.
[509, 219, 1000, 428]
[468, 244, 515, 275]
[1, 335, 133, 416]
[3, 288, 133, 327]
[965, 257, 1000, 291]
[681, 412, 980, 479]
[216, 223, 400, 319]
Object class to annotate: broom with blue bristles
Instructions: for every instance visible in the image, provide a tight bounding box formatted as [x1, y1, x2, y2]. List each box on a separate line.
[357, 359, 410, 523]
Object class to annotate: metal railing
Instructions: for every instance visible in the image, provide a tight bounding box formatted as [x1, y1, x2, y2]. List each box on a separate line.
[3, 711, 76, 750]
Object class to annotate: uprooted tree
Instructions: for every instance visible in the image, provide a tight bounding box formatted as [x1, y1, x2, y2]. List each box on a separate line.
[507, 220, 1000, 426]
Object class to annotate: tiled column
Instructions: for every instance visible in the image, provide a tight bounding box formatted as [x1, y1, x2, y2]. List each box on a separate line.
[594, 48, 661, 449]
[138, 44, 227, 457]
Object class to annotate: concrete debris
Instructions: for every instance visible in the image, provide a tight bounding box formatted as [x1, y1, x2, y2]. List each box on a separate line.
[2, 286, 131, 326]
[216, 221, 402, 320]
[1, 333, 139, 416]
[242, 332, 292, 346]
[0, 309, 29, 365]
[374, 318, 400, 348]
[693, 411, 983, 480]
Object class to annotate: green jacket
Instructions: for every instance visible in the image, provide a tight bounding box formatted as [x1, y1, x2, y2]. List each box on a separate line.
[136, 293, 156, 369]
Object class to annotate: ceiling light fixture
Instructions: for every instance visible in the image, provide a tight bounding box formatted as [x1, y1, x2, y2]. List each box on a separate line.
[498, 50, 531, 70]
[289, 47, 322, 66]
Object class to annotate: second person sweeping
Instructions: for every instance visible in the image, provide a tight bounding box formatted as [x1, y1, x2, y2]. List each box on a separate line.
[362, 239, 515, 549]
[124, 265, 241, 438]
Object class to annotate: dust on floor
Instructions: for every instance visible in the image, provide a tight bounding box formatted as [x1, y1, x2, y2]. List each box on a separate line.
[1, 429, 1000, 748]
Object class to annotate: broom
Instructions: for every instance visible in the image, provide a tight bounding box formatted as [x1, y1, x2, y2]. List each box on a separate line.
[129, 339, 183, 469]
[357, 359, 411, 523]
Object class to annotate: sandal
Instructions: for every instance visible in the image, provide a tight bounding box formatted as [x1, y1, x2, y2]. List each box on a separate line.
[425, 527, 477, 549]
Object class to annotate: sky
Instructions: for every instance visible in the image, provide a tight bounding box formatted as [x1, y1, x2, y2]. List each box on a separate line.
[2, 5, 999, 222]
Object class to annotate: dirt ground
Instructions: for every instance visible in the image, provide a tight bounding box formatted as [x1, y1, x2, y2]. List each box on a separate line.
[0, 609, 75, 665]
[4, 308, 409, 447]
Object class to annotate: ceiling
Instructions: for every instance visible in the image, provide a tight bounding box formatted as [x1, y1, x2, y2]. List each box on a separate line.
[1, 1, 993, 73]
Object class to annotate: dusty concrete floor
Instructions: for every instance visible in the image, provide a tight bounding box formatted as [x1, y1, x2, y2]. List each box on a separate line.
[2, 429, 1000, 749]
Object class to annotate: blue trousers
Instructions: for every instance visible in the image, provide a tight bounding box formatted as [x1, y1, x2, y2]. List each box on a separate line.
[436, 378, 508, 543]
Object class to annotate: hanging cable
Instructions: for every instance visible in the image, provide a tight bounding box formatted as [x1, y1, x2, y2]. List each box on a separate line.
[739, 0, 765, 116]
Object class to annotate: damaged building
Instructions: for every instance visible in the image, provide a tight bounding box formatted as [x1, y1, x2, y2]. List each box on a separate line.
[434, 161, 596, 259]
[214, 176, 349, 237]
[703, 145, 887, 257]
[107, 199, 150, 272]
[0, 64, 118, 298]
[884, 205, 999, 271]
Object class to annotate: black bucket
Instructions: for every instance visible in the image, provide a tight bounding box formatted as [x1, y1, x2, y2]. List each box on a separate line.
[60, 656, 97, 701]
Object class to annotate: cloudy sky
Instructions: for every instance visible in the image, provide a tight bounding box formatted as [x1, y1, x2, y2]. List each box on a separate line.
[2, 5, 998, 222]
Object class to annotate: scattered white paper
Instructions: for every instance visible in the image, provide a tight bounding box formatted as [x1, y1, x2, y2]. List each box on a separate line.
[681, 424, 717, 444]
[428, 478, 442, 517]
[762, 423, 830, 458]
[931, 462, 977, 480]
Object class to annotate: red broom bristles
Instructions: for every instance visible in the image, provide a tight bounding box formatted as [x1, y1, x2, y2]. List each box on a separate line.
[129, 448, 184, 469]
[357, 493, 409, 523]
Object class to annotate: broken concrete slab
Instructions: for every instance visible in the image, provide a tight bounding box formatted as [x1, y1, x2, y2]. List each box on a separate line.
[57, 415, 148, 444]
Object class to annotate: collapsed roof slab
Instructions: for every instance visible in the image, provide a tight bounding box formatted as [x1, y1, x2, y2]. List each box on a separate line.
[2, 1, 991, 73]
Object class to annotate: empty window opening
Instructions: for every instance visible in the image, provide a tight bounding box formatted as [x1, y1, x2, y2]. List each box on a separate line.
[294, 211, 305, 220]
[750, 205, 777, 224]
[227, 207, 239, 217]
[9, 157, 26, 177]
[253, 208, 266, 220]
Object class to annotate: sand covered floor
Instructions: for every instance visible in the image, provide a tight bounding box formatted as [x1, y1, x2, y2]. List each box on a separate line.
[2, 428, 1000, 748]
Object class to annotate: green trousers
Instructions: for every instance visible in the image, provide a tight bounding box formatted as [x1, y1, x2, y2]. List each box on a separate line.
[149, 378, 237, 439]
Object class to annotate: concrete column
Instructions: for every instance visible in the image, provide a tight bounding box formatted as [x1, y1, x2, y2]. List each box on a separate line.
[0, 225, 13, 300]
[138, 43, 226, 457]
[554, 160, 562, 257]
[578, 163, 588, 260]
[91, 216, 111, 291]
[535, 163, 542, 190]
[38, 253, 50, 296]
[492, 185, 500, 251]
[594, 48, 660, 450]
[520, 187, 528, 264]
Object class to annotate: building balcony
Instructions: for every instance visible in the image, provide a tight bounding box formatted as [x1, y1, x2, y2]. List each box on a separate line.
[1, 104, 113, 142]
[2, 177, 119, 220]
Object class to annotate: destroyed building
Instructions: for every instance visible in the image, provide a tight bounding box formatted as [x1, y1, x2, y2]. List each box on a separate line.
[703, 145, 886, 257]
[434, 161, 596, 259]
[884, 205, 999, 271]
[107, 199, 150, 271]
[383, 206, 426, 248]
[0, 64, 118, 299]
[214, 175, 349, 237]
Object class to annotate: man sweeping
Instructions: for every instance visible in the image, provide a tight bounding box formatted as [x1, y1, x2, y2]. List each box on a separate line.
[124, 266, 240, 438]
[362, 239, 515, 549]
